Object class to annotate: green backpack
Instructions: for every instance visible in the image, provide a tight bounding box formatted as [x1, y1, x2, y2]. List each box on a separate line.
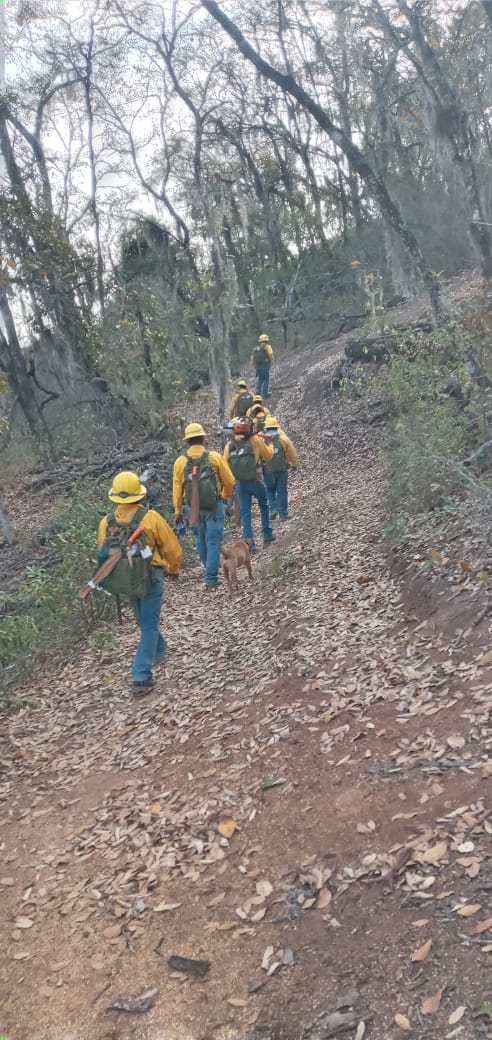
[236, 390, 254, 417]
[228, 438, 258, 482]
[254, 343, 269, 365]
[184, 451, 218, 512]
[265, 433, 287, 474]
[103, 507, 155, 598]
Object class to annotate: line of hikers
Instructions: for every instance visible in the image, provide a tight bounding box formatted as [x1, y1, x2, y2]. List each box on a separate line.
[92, 333, 298, 694]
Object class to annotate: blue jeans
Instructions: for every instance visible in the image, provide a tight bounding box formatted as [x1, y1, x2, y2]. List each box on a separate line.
[264, 469, 289, 519]
[255, 363, 270, 396]
[128, 568, 166, 683]
[191, 500, 225, 587]
[235, 479, 273, 549]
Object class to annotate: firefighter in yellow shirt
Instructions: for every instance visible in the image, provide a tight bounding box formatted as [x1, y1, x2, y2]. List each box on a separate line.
[263, 416, 298, 521]
[250, 333, 274, 397]
[246, 394, 271, 432]
[229, 379, 254, 419]
[98, 471, 182, 695]
[224, 418, 275, 552]
[173, 423, 235, 590]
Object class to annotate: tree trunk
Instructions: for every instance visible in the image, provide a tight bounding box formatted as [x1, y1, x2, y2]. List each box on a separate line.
[135, 302, 163, 401]
[0, 284, 54, 459]
[0, 494, 15, 545]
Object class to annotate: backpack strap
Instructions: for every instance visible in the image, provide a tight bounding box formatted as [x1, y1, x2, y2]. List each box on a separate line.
[106, 506, 147, 537]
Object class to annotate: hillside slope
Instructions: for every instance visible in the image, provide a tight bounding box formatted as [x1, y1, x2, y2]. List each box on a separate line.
[0, 298, 491, 1040]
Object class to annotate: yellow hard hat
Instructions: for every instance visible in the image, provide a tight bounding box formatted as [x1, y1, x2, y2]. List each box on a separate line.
[109, 470, 146, 504]
[236, 379, 248, 390]
[258, 333, 269, 342]
[264, 416, 279, 430]
[184, 422, 206, 440]
[252, 394, 263, 404]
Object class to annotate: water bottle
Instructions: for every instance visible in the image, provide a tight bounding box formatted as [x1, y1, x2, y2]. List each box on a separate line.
[176, 518, 186, 538]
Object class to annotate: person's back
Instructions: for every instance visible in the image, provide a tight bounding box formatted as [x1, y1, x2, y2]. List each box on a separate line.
[229, 380, 254, 419]
[224, 419, 275, 552]
[262, 416, 298, 522]
[97, 470, 182, 695]
[173, 423, 234, 589]
[251, 334, 274, 398]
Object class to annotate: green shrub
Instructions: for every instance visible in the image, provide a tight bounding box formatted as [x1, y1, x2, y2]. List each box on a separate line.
[384, 343, 477, 514]
[0, 489, 116, 692]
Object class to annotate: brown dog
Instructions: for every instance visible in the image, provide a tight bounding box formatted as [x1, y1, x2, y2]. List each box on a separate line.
[217, 538, 253, 594]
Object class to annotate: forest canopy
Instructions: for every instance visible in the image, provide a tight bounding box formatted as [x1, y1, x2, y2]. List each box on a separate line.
[0, 0, 491, 453]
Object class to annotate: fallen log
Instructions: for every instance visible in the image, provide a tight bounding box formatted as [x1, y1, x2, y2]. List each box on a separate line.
[346, 321, 434, 363]
[26, 446, 164, 493]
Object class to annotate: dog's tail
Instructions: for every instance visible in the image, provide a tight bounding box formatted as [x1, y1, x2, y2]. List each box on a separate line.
[216, 538, 228, 558]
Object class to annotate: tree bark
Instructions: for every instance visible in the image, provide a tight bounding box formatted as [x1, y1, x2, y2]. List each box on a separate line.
[0, 494, 15, 545]
[0, 284, 54, 458]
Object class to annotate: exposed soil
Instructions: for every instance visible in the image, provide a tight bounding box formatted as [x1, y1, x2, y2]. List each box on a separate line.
[0, 281, 491, 1040]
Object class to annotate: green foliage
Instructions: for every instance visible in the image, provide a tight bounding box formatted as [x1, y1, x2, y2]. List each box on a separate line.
[0, 490, 115, 690]
[88, 626, 118, 655]
[271, 553, 297, 580]
[0, 438, 40, 479]
[384, 335, 478, 514]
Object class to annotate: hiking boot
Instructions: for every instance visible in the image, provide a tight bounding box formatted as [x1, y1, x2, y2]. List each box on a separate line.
[206, 583, 220, 592]
[133, 677, 155, 697]
[263, 533, 277, 544]
[270, 511, 279, 520]
[279, 515, 291, 522]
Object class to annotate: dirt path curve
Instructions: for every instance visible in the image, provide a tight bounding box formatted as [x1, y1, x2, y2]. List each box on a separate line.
[0, 328, 490, 1040]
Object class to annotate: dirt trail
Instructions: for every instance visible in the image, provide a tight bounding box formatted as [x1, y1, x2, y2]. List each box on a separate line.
[0, 323, 491, 1040]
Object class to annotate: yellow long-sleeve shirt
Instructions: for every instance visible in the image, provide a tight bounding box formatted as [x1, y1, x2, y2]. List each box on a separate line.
[173, 445, 235, 515]
[224, 434, 274, 470]
[276, 431, 299, 467]
[250, 343, 274, 366]
[246, 405, 271, 421]
[229, 390, 253, 419]
[98, 505, 183, 574]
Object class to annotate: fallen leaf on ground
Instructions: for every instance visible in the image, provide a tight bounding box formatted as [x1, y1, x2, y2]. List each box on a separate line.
[411, 938, 432, 962]
[475, 917, 492, 934]
[319, 1010, 357, 1037]
[420, 841, 447, 865]
[151, 802, 162, 814]
[154, 902, 181, 913]
[394, 1012, 411, 1031]
[354, 1022, 365, 1040]
[207, 892, 225, 908]
[218, 818, 237, 839]
[448, 1006, 465, 1025]
[107, 988, 158, 1014]
[1, 877, 15, 886]
[14, 917, 34, 929]
[421, 989, 442, 1015]
[456, 903, 481, 917]
[256, 880, 273, 897]
[316, 887, 333, 910]
[251, 907, 266, 922]
[103, 924, 122, 939]
[446, 735, 465, 750]
[227, 997, 248, 1007]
